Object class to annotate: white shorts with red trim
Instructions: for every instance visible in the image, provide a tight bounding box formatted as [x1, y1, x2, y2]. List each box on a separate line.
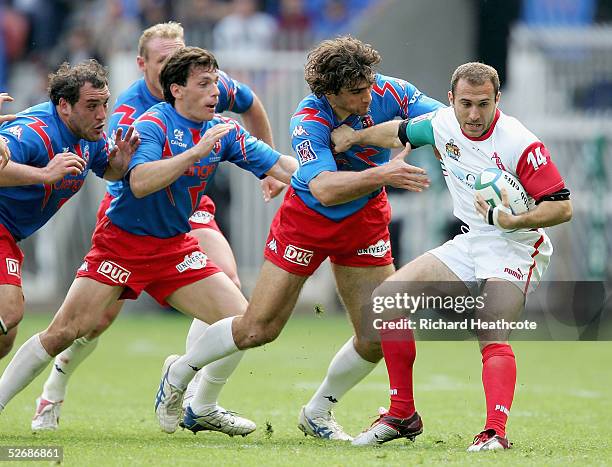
[428, 228, 552, 295]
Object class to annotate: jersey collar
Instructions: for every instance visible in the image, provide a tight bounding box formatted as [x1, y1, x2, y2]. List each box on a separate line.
[461, 108, 500, 141]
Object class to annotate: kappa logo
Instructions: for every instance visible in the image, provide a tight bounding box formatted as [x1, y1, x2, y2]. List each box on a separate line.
[97, 260, 131, 284]
[490, 152, 506, 170]
[78, 261, 88, 272]
[292, 125, 309, 137]
[5, 258, 20, 278]
[267, 238, 278, 253]
[445, 139, 461, 161]
[189, 210, 214, 225]
[7, 125, 23, 140]
[283, 244, 313, 266]
[295, 140, 317, 165]
[357, 239, 390, 258]
[504, 266, 526, 280]
[176, 251, 207, 273]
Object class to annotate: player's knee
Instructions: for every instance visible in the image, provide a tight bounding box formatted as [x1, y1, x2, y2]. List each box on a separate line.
[0, 329, 17, 359]
[1, 295, 24, 330]
[235, 322, 281, 348]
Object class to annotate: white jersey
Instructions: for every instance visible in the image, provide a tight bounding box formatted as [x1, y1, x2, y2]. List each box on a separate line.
[428, 107, 564, 231]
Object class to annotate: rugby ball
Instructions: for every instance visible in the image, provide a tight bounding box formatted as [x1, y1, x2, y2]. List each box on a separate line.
[474, 168, 530, 214]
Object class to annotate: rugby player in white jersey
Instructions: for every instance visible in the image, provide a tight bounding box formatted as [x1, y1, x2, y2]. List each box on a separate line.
[330, 62, 572, 451]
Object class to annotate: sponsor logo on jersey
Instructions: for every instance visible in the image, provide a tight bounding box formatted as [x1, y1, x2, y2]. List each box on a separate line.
[361, 115, 375, 128]
[83, 144, 90, 163]
[503, 266, 526, 280]
[267, 238, 278, 253]
[448, 165, 476, 189]
[296, 140, 317, 165]
[292, 125, 309, 137]
[283, 244, 313, 266]
[97, 260, 131, 284]
[445, 139, 461, 161]
[189, 210, 214, 224]
[176, 251, 207, 273]
[5, 258, 20, 277]
[491, 152, 506, 170]
[171, 128, 187, 148]
[78, 261, 88, 272]
[357, 239, 390, 258]
[408, 89, 422, 105]
[7, 125, 23, 140]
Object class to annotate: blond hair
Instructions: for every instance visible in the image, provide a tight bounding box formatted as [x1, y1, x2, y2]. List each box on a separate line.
[138, 22, 184, 58]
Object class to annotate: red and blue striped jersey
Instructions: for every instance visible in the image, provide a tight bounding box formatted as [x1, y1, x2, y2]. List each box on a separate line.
[0, 101, 109, 240]
[107, 102, 279, 238]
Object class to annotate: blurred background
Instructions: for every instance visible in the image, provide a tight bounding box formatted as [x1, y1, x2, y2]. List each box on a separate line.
[1, 0, 611, 313]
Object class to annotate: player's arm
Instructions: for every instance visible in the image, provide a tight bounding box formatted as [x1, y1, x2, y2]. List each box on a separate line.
[264, 154, 298, 184]
[309, 144, 429, 207]
[130, 123, 233, 198]
[475, 189, 572, 229]
[240, 94, 274, 147]
[475, 142, 572, 230]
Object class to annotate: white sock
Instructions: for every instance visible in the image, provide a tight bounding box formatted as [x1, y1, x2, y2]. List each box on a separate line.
[305, 337, 377, 418]
[185, 319, 209, 353]
[41, 336, 98, 402]
[168, 316, 239, 390]
[0, 334, 52, 409]
[190, 351, 244, 414]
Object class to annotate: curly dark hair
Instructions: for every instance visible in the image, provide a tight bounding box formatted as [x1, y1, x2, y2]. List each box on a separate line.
[304, 36, 381, 97]
[160, 46, 218, 106]
[48, 59, 108, 105]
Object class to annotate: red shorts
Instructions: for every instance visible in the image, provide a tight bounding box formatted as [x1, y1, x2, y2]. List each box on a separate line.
[0, 224, 24, 287]
[76, 218, 222, 306]
[188, 196, 221, 232]
[96, 192, 114, 223]
[264, 188, 393, 276]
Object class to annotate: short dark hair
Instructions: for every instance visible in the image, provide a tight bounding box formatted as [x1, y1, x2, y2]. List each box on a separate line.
[160, 46, 218, 106]
[451, 62, 500, 95]
[48, 60, 108, 105]
[304, 36, 381, 97]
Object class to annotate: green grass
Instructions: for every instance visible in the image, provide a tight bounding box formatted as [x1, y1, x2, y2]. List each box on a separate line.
[1, 311, 611, 466]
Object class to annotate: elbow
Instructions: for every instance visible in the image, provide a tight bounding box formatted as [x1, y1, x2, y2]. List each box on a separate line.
[562, 202, 573, 223]
[129, 179, 147, 199]
[310, 185, 333, 207]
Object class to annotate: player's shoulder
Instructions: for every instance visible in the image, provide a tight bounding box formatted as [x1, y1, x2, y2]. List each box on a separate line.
[291, 94, 333, 131]
[0, 102, 56, 139]
[372, 73, 415, 93]
[496, 110, 538, 145]
[134, 102, 171, 131]
[113, 80, 143, 107]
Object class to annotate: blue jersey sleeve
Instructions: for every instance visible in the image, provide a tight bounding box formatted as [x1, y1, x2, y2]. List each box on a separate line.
[289, 114, 336, 185]
[221, 121, 279, 178]
[374, 75, 444, 120]
[128, 111, 167, 171]
[0, 119, 50, 167]
[216, 70, 254, 114]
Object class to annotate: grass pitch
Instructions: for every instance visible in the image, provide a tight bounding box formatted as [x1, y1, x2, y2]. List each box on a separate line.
[1, 311, 611, 466]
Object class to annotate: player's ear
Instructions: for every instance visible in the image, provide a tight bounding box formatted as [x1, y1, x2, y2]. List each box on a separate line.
[170, 83, 182, 101]
[448, 90, 453, 106]
[495, 91, 501, 105]
[136, 55, 145, 72]
[57, 97, 71, 117]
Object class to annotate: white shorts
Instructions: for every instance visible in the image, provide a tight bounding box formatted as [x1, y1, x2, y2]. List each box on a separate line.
[428, 228, 553, 295]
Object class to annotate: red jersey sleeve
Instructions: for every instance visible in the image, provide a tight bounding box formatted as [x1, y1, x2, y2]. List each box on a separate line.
[515, 142, 565, 201]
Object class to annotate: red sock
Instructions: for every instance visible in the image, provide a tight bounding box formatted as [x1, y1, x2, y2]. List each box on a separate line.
[380, 321, 416, 418]
[481, 343, 516, 437]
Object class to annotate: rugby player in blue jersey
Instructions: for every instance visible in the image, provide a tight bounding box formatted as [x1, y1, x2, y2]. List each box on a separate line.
[152, 36, 443, 440]
[0, 47, 296, 436]
[32, 22, 283, 433]
[0, 60, 139, 360]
